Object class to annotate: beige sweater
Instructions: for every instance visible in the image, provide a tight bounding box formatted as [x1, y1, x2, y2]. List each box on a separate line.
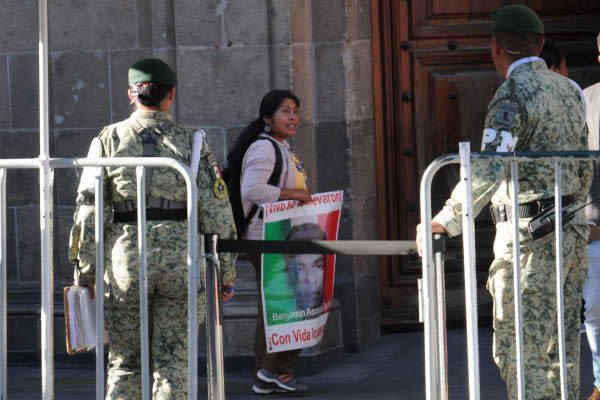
[585, 82, 600, 225]
[240, 134, 306, 240]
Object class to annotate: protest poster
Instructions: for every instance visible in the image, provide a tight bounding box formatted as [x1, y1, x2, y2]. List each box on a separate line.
[261, 190, 343, 353]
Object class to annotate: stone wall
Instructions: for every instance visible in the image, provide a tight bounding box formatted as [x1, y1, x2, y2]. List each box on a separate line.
[0, 0, 378, 353]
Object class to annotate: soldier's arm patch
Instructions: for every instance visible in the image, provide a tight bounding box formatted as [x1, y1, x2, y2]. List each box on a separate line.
[494, 102, 518, 129]
[496, 131, 518, 152]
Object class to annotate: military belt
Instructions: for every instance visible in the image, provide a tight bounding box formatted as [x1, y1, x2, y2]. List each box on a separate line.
[113, 198, 186, 213]
[490, 195, 575, 224]
[113, 208, 186, 223]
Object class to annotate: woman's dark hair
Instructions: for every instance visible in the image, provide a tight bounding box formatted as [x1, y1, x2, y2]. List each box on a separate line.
[131, 83, 173, 108]
[223, 89, 301, 235]
[539, 40, 564, 69]
[286, 223, 327, 241]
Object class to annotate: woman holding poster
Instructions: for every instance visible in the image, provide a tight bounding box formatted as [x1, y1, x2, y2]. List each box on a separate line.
[224, 90, 312, 395]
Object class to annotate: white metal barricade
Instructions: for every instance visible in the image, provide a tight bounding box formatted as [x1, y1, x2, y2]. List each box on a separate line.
[0, 157, 226, 400]
[420, 141, 597, 400]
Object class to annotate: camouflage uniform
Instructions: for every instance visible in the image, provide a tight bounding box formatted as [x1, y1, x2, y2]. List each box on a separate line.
[69, 110, 237, 400]
[433, 59, 591, 399]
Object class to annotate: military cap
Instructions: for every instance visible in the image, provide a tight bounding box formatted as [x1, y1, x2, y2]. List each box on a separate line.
[128, 58, 177, 86]
[491, 5, 544, 35]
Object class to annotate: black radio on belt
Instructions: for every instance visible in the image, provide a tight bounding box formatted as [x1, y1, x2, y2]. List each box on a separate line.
[527, 197, 600, 239]
[527, 205, 575, 240]
[490, 195, 582, 240]
[490, 196, 574, 225]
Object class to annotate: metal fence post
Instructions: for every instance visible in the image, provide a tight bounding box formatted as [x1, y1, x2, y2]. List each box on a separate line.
[38, 0, 54, 398]
[187, 233, 199, 400]
[420, 155, 455, 400]
[509, 161, 526, 399]
[420, 185, 441, 400]
[0, 168, 6, 400]
[204, 234, 226, 400]
[136, 166, 151, 400]
[554, 160, 568, 399]
[94, 167, 105, 400]
[459, 142, 481, 400]
[434, 234, 448, 399]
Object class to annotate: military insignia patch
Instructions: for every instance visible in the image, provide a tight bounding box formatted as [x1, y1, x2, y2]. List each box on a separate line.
[203, 154, 227, 198]
[213, 178, 228, 199]
[204, 154, 222, 178]
[494, 102, 518, 128]
[206, 153, 218, 168]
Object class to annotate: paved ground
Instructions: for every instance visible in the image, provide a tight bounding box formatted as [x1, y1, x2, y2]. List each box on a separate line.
[5, 327, 595, 399]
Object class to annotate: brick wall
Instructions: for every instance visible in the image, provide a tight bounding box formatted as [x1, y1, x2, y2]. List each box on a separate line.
[0, 0, 379, 351]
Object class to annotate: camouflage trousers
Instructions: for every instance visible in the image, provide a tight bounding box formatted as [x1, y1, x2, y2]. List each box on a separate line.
[488, 224, 588, 400]
[105, 268, 206, 400]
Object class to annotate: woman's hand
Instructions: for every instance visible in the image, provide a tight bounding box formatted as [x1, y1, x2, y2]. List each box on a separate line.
[279, 188, 312, 204]
[221, 282, 235, 302]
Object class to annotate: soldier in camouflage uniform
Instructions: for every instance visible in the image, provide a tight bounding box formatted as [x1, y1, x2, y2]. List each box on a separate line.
[68, 58, 237, 400]
[417, 5, 591, 399]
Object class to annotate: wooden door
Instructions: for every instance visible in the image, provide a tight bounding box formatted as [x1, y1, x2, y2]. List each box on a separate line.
[371, 0, 600, 327]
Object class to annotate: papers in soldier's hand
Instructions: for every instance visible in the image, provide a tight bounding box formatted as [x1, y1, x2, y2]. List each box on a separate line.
[63, 285, 101, 355]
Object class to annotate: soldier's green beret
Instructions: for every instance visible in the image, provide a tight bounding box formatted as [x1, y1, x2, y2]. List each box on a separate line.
[128, 58, 177, 86]
[491, 5, 544, 35]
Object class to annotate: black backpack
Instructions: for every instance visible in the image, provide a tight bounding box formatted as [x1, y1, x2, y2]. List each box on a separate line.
[224, 137, 283, 236]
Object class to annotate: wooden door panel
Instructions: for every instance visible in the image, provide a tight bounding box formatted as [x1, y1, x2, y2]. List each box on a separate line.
[428, 0, 600, 16]
[373, 0, 600, 327]
[413, 55, 501, 171]
[412, 1, 600, 38]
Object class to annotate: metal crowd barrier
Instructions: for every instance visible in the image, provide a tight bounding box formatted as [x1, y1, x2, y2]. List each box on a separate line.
[0, 157, 229, 400]
[420, 142, 600, 400]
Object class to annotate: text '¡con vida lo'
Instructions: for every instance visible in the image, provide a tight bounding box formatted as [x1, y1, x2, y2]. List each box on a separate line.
[270, 326, 326, 346]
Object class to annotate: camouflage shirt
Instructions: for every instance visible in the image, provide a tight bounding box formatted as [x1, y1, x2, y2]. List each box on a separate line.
[68, 110, 237, 284]
[434, 59, 592, 239]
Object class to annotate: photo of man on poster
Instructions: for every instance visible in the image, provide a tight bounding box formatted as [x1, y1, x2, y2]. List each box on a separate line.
[284, 222, 327, 311]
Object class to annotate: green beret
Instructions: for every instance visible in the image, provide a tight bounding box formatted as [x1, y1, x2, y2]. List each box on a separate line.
[128, 58, 177, 86]
[491, 5, 544, 35]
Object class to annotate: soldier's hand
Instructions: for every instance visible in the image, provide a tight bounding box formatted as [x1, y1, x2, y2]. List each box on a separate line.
[88, 283, 96, 300]
[416, 222, 446, 256]
[221, 282, 235, 302]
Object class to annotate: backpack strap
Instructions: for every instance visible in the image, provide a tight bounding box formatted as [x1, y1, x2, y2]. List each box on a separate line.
[131, 119, 167, 198]
[243, 137, 284, 225]
[264, 137, 283, 187]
